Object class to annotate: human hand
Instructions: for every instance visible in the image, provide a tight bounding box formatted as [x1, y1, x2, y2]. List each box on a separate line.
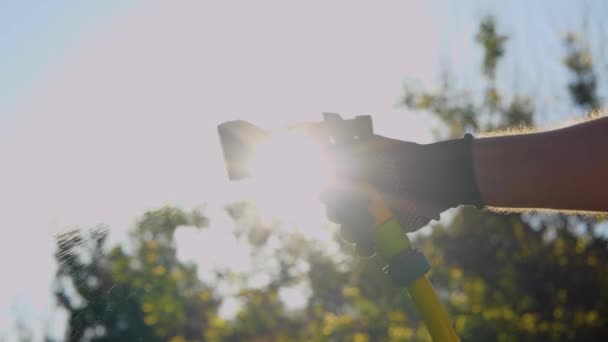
[322, 134, 483, 254]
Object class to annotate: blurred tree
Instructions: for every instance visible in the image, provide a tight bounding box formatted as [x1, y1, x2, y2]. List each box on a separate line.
[401, 15, 608, 341]
[562, 33, 601, 110]
[403, 16, 534, 138]
[53, 207, 220, 342]
[417, 208, 608, 341]
[476, 16, 507, 82]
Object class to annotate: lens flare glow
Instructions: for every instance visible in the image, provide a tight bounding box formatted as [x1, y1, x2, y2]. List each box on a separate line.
[247, 131, 333, 240]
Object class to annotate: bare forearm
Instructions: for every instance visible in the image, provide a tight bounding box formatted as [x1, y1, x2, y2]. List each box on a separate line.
[473, 117, 608, 211]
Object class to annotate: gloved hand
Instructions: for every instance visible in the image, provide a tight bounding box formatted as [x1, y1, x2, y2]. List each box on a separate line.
[321, 134, 484, 255]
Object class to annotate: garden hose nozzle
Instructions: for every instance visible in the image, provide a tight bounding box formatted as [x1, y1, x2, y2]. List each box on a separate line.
[217, 113, 458, 341]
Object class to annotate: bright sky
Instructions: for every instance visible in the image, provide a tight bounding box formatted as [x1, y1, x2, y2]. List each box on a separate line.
[1, 1, 605, 339]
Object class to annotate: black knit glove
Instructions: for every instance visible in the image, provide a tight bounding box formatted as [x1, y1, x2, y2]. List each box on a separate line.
[322, 134, 483, 254]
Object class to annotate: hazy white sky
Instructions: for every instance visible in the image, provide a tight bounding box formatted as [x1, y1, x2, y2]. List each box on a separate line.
[1, 1, 606, 339]
[0, 2, 440, 338]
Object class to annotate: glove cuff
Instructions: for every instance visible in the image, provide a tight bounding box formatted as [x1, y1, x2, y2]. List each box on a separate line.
[418, 133, 485, 209]
[461, 133, 485, 209]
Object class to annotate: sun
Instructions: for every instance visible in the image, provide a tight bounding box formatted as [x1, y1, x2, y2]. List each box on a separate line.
[246, 130, 334, 239]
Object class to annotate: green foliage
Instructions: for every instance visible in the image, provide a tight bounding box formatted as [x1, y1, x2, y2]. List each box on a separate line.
[419, 208, 608, 341]
[402, 77, 480, 138]
[403, 16, 533, 139]
[476, 16, 508, 81]
[53, 207, 608, 341]
[54, 207, 220, 342]
[562, 33, 600, 109]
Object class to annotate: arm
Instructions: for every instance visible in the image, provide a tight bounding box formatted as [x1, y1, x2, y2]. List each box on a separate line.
[473, 116, 608, 211]
[324, 115, 608, 236]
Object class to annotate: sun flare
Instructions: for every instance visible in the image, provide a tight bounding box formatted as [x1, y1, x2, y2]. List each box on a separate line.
[247, 131, 334, 239]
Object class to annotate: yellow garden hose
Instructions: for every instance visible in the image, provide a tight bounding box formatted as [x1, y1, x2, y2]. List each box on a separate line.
[409, 277, 459, 342]
[367, 188, 459, 342]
